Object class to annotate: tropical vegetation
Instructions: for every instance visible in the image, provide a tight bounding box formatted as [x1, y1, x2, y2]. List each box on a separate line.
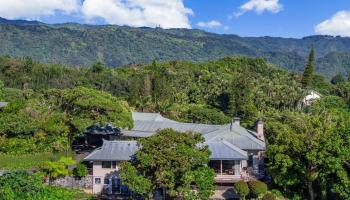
[0, 53, 350, 199]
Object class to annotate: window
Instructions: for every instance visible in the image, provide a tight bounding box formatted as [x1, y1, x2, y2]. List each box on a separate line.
[112, 161, 117, 168]
[222, 160, 235, 175]
[104, 178, 110, 185]
[95, 178, 101, 184]
[209, 160, 221, 174]
[102, 161, 112, 168]
[248, 154, 253, 167]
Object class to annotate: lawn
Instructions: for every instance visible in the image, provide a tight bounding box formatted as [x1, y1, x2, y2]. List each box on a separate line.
[0, 152, 70, 170]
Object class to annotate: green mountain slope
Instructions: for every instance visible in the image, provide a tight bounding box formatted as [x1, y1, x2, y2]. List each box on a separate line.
[1, 18, 350, 79]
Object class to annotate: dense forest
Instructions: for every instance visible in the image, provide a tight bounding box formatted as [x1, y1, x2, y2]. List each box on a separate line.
[1, 55, 350, 199]
[2, 17, 350, 79]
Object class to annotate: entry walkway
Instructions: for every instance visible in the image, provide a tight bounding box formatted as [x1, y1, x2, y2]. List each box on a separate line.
[210, 187, 239, 200]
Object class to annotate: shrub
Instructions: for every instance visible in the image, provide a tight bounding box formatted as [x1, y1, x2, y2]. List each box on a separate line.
[41, 156, 75, 179]
[234, 181, 249, 200]
[248, 180, 268, 198]
[74, 163, 88, 178]
[262, 193, 277, 200]
[0, 171, 86, 199]
[270, 189, 283, 198]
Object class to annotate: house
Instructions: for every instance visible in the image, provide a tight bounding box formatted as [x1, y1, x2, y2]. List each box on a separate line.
[303, 90, 321, 106]
[84, 112, 266, 195]
[0, 102, 8, 111]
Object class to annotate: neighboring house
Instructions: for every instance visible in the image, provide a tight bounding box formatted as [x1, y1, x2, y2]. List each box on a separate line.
[84, 112, 266, 195]
[0, 102, 8, 109]
[303, 90, 321, 106]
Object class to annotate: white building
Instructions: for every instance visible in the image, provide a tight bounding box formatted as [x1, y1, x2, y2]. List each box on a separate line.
[303, 90, 321, 106]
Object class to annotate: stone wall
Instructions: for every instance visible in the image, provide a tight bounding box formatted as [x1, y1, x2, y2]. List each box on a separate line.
[49, 175, 93, 189]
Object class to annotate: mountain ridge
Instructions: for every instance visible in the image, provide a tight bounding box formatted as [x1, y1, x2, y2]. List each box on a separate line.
[0, 17, 349, 79]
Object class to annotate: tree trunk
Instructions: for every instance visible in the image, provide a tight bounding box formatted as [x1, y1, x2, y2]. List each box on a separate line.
[308, 180, 315, 200]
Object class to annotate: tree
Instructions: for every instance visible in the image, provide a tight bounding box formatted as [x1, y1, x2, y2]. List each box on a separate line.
[234, 181, 249, 200]
[248, 180, 267, 198]
[266, 108, 350, 200]
[262, 193, 276, 200]
[0, 87, 133, 154]
[42, 157, 75, 179]
[74, 163, 88, 178]
[331, 73, 345, 85]
[41, 87, 133, 150]
[302, 47, 315, 88]
[120, 129, 215, 199]
[90, 61, 104, 73]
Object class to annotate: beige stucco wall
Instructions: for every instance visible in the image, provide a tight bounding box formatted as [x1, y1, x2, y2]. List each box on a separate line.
[92, 161, 120, 194]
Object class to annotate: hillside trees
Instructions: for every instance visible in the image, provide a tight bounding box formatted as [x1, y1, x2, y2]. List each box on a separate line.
[120, 129, 215, 199]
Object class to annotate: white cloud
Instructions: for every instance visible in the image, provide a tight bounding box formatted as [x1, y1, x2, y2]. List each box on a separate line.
[197, 20, 222, 28]
[315, 11, 350, 37]
[235, 0, 282, 16]
[0, 0, 80, 20]
[81, 0, 193, 28]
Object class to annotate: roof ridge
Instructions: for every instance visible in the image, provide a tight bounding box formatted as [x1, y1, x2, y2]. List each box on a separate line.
[105, 140, 138, 143]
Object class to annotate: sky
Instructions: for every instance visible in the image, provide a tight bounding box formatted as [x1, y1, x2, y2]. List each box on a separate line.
[0, 0, 350, 38]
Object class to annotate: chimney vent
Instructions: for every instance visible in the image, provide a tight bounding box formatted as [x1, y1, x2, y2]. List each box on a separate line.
[233, 117, 241, 125]
[230, 117, 241, 131]
[257, 119, 264, 141]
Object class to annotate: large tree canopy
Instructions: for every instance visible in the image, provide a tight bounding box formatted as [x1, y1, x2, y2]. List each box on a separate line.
[0, 87, 133, 153]
[120, 129, 215, 200]
[266, 98, 350, 200]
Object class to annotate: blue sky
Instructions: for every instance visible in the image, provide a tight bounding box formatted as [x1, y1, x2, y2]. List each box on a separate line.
[1, 0, 350, 38]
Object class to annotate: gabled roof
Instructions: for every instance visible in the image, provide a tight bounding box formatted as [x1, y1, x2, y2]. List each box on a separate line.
[203, 123, 265, 150]
[125, 112, 265, 151]
[131, 120, 221, 134]
[84, 140, 138, 161]
[132, 112, 177, 123]
[205, 141, 248, 160]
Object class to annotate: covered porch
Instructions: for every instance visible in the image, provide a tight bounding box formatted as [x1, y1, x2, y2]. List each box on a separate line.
[209, 160, 244, 182]
[205, 141, 249, 183]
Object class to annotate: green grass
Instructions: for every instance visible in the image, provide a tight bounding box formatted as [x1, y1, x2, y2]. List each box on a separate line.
[0, 152, 66, 170]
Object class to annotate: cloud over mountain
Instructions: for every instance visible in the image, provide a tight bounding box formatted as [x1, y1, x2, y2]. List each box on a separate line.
[236, 0, 282, 16]
[0, 0, 193, 28]
[315, 11, 350, 37]
[81, 0, 193, 28]
[197, 20, 222, 28]
[0, 0, 80, 20]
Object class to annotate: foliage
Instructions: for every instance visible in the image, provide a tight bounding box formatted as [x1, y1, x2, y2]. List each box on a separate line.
[266, 104, 350, 199]
[41, 157, 75, 179]
[0, 54, 350, 199]
[0, 85, 132, 153]
[248, 180, 268, 198]
[331, 73, 346, 85]
[302, 47, 315, 88]
[262, 193, 277, 200]
[120, 129, 214, 199]
[180, 104, 230, 124]
[234, 181, 249, 200]
[119, 162, 153, 196]
[90, 61, 105, 73]
[74, 163, 88, 178]
[0, 171, 86, 200]
[192, 166, 216, 199]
